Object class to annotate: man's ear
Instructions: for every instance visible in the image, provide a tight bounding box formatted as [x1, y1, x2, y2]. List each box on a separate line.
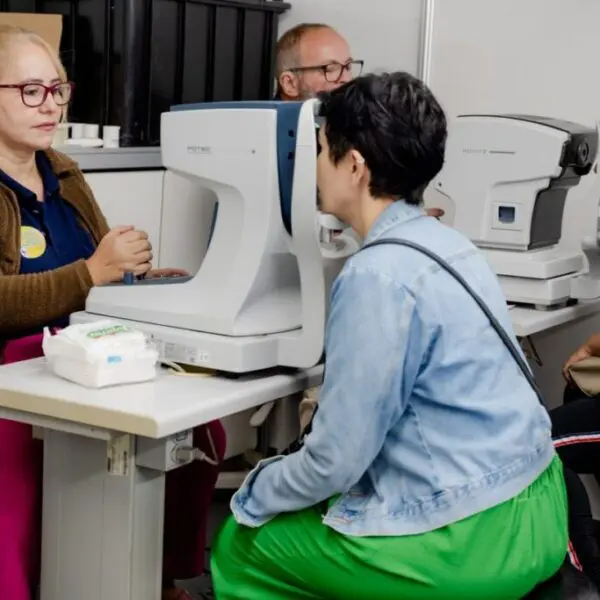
[278, 71, 299, 99]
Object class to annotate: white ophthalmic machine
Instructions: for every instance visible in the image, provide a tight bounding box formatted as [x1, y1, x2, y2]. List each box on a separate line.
[434, 114, 600, 309]
[73, 99, 359, 373]
[73, 110, 600, 371]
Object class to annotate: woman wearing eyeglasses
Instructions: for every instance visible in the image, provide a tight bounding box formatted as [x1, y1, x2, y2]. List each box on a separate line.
[0, 25, 224, 600]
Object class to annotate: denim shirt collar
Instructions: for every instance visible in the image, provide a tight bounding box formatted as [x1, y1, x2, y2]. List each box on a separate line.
[364, 201, 424, 244]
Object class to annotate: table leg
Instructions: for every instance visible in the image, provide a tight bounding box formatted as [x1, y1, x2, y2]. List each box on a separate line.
[40, 430, 165, 600]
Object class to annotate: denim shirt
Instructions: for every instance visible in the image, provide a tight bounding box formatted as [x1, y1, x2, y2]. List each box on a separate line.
[231, 201, 554, 536]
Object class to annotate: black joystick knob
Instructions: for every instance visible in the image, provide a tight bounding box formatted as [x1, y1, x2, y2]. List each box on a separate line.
[576, 141, 590, 167]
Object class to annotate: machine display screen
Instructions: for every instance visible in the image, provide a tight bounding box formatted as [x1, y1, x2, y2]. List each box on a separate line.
[498, 205, 516, 224]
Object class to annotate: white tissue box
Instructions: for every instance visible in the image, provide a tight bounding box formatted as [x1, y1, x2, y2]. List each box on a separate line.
[42, 320, 158, 388]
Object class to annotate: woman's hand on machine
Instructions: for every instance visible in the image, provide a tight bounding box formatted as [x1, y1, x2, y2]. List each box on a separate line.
[86, 225, 153, 285]
[563, 333, 600, 380]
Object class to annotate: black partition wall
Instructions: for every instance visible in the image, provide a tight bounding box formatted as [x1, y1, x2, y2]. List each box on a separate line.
[0, 0, 290, 145]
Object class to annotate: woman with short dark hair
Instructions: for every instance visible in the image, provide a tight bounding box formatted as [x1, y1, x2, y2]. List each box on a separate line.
[211, 72, 568, 599]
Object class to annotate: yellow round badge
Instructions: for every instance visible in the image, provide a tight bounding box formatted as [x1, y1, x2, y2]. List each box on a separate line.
[20, 226, 46, 259]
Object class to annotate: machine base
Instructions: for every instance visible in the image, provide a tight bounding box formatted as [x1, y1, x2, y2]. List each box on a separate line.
[484, 247, 584, 280]
[71, 311, 297, 373]
[482, 247, 589, 309]
[496, 272, 574, 308]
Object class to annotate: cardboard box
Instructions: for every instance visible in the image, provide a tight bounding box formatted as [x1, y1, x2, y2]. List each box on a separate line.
[0, 13, 62, 52]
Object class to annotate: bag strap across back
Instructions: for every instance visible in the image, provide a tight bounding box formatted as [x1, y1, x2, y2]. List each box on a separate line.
[287, 236, 544, 454]
[358, 238, 543, 404]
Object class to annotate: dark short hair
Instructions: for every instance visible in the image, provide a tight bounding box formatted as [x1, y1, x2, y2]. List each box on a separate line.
[318, 72, 447, 205]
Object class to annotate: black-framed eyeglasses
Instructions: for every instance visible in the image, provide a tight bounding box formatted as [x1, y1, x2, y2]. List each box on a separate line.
[292, 60, 364, 83]
[0, 82, 75, 108]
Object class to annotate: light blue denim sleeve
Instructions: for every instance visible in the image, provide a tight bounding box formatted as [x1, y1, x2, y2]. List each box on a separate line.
[230, 265, 417, 527]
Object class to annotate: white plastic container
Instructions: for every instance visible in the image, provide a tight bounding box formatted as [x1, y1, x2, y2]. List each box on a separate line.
[82, 123, 99, 139]
[103, 125, 121, 148]
[69, 122, 84, 139]
[42, 320, 158, 388]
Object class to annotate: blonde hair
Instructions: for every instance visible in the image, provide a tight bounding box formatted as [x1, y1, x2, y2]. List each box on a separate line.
[0, 25, 69, 121]
[0, 24, 67, 81]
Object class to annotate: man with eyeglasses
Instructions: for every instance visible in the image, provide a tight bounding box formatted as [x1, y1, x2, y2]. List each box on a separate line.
[274, 24, 444, 223]
[274, 23, 360, 100]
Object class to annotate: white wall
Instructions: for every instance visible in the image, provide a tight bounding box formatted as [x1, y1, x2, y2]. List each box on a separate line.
[279, 0, 424, 75]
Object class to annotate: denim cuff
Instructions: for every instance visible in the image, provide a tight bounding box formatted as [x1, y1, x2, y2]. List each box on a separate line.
[230, 455, 284, 527]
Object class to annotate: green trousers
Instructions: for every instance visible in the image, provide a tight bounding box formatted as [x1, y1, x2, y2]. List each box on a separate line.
[212, 457, 567, 599]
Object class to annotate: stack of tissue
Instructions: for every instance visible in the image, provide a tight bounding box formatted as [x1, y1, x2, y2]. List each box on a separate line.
[42, 320, 159, 388]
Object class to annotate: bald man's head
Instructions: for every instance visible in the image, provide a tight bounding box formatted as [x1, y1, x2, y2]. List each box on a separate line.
[275, 24, 361, 101]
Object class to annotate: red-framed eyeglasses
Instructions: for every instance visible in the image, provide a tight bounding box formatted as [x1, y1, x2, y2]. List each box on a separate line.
[0, 81, 75, 108]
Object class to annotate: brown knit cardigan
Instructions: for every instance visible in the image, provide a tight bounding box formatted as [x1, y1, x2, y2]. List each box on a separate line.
[0, 149, 109, 335]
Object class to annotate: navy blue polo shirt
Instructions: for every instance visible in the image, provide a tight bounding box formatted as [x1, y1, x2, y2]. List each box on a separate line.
[0, 151, 96, 330]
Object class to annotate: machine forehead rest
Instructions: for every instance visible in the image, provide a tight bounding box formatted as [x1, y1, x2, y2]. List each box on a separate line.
[171, 100, 306, 234]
